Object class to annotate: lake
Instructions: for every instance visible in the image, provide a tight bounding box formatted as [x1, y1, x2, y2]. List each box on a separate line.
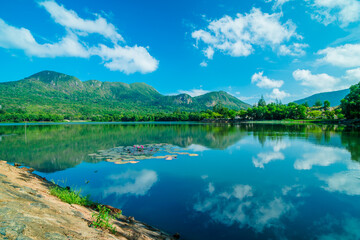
[1, 122, 360, 240]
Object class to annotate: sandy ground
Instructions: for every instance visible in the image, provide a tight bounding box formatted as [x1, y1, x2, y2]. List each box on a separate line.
[0, 161, 175, 240]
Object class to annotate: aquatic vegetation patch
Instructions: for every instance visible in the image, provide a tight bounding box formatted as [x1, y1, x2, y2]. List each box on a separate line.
[89, 143, 199, 164]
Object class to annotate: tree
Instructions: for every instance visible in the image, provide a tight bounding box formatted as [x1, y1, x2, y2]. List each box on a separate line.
[314, 100, 322, 107]
[258, 95, 266, 107]
[302, 102, 309, 108]
[341, 82, 360, 119]
[324, 100, 330, 110]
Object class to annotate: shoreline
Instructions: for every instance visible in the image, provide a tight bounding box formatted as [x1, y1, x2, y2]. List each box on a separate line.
[0, 161, 176, 240]
[0, 119, 359, 127]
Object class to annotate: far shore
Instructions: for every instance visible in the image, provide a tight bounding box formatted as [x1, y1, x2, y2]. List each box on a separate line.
[0, 119, 359, 127]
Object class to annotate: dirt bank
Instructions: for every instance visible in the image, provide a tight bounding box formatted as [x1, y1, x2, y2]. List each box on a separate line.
[0, 161, 175, 240]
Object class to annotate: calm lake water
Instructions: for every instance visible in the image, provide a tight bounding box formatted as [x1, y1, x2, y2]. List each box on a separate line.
[1, 122, 360, 240]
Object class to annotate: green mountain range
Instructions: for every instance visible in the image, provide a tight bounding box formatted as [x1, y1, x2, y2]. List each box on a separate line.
[0, 71, 251, 115]
[294, 89, 350, 107]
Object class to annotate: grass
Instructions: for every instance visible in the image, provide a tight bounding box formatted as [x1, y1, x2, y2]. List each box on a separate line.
[92, 205, 116, 233]
[49, 185, 93, 207]
[49, 183, 122, 234]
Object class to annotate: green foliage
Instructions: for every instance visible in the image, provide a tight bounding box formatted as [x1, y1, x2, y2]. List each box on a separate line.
[308, 110, 322, 119]
[324, 100, 330, 110]
[0, 71, 251, 122]
[314, 100, 322, 107]
[258, 95, 266, 107]
[49, 185, 92, 206]
[341, 82, 360, 119]
[92, 205, 116, 233]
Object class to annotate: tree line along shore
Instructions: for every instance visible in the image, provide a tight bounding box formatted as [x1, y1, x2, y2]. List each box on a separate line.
[1, 81, 359, 123]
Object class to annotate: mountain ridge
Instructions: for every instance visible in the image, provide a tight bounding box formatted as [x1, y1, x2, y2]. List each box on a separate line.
[0, 70, 251, 115]
[294, 89, 350, 107]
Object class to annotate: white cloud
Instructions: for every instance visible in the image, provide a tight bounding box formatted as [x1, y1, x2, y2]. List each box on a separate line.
[310, 0, 360, 27]
[203, 46, 214, 59]
[269, 141, 290, 152]
[192, 8, 304, 61]
[322, 171, 360, 196]
[293, 69, 340, 92]
[294, 146, 349, 170]
[233, 185, 253, 200]
[269, 88, 290, 100]
[207, 182, 215, 194]
[104, 170, 158, 196]
[200, 61, 208, 67]
[178, 89, 210, 97]
[279, 43, 309, 56]
[91, 44, 158, 74]
[187, 144, 210, 152]
[318, 44, 360, 68]
[345, 67, 360, 82]
[265, 0, 292, 10]
[251, 72, 284, 89]
[194, 183, 295, 232]
[0, 1, 158, 74]
[39, 1, 123, 42]
[253, 151, 285, 168]
[0, 19, 89, 58]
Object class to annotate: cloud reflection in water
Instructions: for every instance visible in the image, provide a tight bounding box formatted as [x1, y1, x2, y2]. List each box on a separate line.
[103, 169, 158, 197]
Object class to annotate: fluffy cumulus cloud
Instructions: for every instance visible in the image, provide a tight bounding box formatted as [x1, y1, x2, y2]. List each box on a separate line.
[293, 69, 340, 92]
[178, 89, 209, 97]
[192, 8, 305, 61]
[39, 1, 123, 42]
[322, 171, 360, 196]
[310, 0, 360, 27]
[251, 72, 290, 100]
[317, 44, 360, 68]
[103, 170, 158, 196]
[193, 182, 296, 232]
[345, 67, 360, 82]
[269, 88, 290, 100]
[0, 1, 158, 74]
[279, 43, 309, 56]
[293, 68, 359, 93]
[294, 146, 349, 170]
[251, 72, 284, 89]
[253, 140, 289, 168]
[0, 19, 89, 58]
[253, 151, 285, 168]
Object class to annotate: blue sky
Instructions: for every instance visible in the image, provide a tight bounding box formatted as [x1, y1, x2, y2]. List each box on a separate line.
[0, 0, 360, 104]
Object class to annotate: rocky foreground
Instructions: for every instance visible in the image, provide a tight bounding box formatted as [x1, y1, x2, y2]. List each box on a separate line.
[0, 161, 175, 240]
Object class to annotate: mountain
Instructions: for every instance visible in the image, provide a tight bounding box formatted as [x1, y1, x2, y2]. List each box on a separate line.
[0, 71, 251, 115]
[294, 89, 350, 107]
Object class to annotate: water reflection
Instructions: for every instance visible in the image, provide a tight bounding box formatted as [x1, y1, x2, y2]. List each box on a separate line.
[252, 141, 288, 168]
[321, 171, 360, 196]
[104, 170, 158, 196]
[294, 146, 350, 170]
[0, 123, 359, 173]
[194, 179, 299, 233]
[1, 122, 360, 239]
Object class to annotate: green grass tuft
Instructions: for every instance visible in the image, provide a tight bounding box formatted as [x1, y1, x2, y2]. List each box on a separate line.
[49, 185, 93, 207]
[92, 205, 116, 233]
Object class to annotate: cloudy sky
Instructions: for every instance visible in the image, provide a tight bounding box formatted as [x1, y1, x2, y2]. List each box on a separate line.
[0, 0, 359, 103]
